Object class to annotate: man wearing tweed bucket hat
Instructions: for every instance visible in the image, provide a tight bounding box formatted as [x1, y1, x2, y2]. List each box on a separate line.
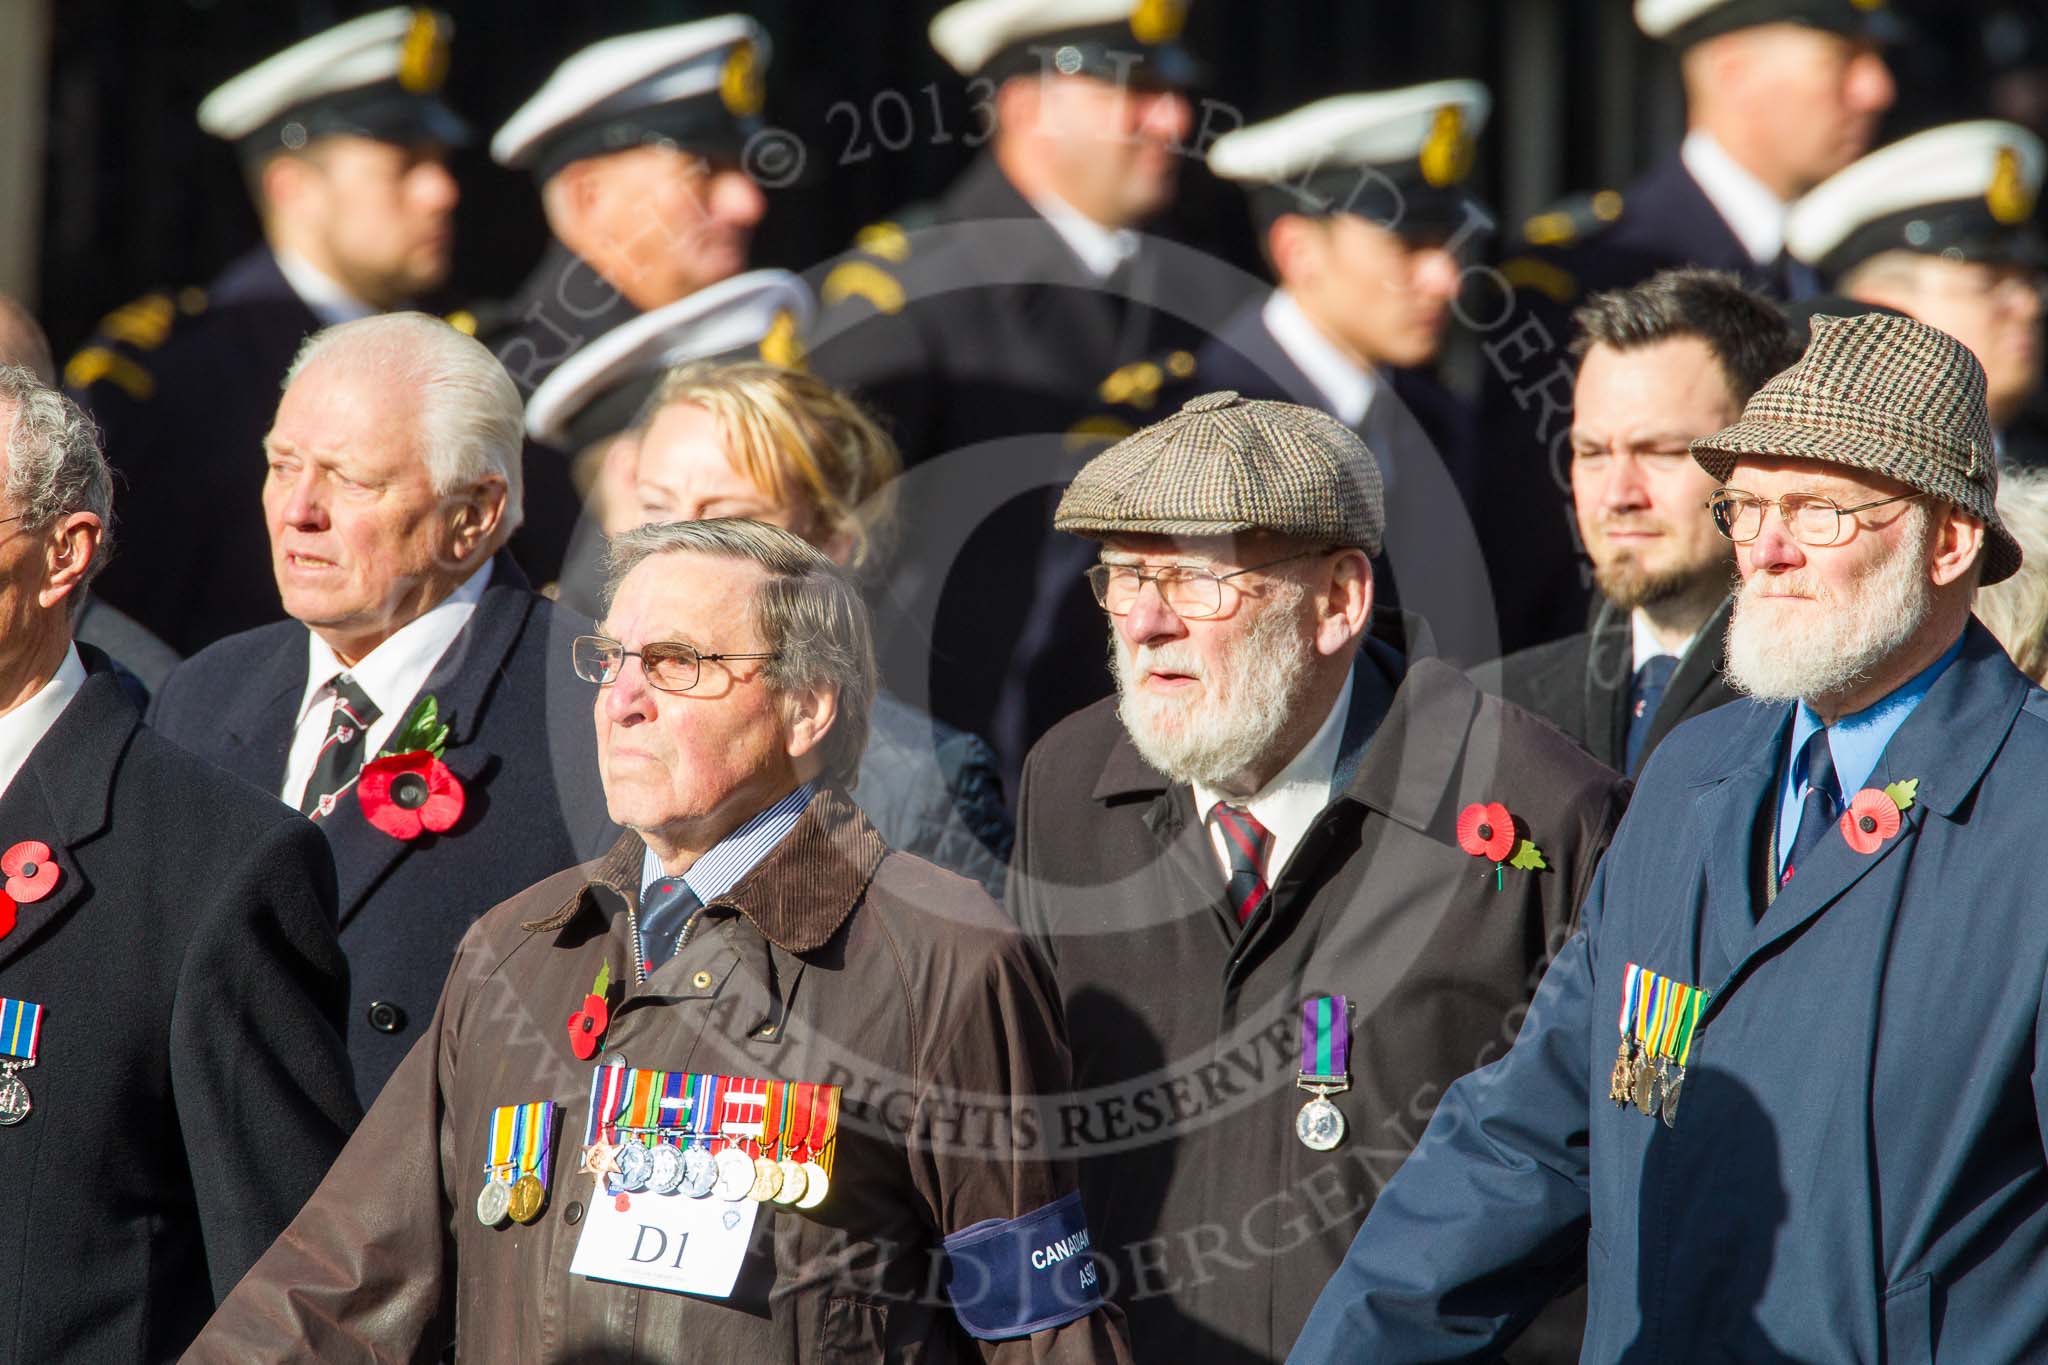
[1296, 312, 2048, 1361]
[1007, 390, 1627, 1362]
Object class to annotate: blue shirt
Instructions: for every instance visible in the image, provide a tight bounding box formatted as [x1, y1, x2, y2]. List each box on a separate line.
[1774, 634, 1965, 876]
[638, 783, 815, 903]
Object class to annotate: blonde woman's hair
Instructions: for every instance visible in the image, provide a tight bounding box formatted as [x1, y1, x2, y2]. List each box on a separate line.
[1978, 465, 2048, 684]
[643, 362, 900, 568]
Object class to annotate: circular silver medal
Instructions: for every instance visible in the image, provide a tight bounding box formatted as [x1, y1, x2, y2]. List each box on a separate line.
[714, 1147, 757, 1201]
[615, 1141, 654, 1191]
[0, 1073, 30, 1126]
[1295, 1094, 1346, 1151]
[681, 1145, 718, 1198]
[475, 1177, 512, 1226]
[647, 1142, 685, 1195]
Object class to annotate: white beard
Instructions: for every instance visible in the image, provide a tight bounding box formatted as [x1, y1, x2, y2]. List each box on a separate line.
[1114, 584, 1313, 789]
[1724, 509, 1933, 704]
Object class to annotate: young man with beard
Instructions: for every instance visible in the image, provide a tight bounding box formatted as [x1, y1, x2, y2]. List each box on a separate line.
[1007, 391, 1629, 1363]
[1479, 270, 1801, 776]
[1295, 312, 2048, 1362]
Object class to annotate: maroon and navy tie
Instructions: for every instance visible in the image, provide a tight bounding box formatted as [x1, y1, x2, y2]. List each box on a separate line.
[1214, 803, 1274, 925]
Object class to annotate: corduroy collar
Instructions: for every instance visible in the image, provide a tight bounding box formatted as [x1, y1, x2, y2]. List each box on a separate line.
[524, 784, 886, 953]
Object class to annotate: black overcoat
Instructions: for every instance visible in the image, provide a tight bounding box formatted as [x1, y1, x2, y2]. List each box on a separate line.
[0, 655, 358, 1362]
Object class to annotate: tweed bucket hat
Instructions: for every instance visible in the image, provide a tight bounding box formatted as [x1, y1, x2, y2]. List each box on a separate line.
[1054, 390, 1385, 555]
[1690, 311, 2021, 584]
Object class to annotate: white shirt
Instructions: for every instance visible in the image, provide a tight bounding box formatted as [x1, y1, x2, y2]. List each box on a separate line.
[281, 560, 493, 809]
[1192, 679, 1352, 888]
[0, 646, 86, 801]
[1262, 290, 1378, 428]
[274, 249, 378, 327]
[1630, 607, 1703, 673]
[1030, 190, 1142, 281]
[1680, 130, 1789, 267]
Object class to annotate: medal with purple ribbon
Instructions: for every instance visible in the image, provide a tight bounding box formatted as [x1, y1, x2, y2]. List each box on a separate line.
[1295, 995, 1350, 1150]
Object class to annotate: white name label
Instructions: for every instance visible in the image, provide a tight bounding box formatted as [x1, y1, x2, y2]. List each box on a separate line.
[571, 1186, 759, 1298]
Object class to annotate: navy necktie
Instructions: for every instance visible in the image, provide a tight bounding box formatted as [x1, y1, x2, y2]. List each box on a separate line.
[300, 673, 380, 818]
[1625, 654, 1679, 774]
[1214, 804, 1274, 927]
[1780, 728, 1839, 889]
[639, 876, 702, 971]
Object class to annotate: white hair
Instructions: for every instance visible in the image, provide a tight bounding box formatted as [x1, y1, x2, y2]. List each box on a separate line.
[0, 363, 113, 587]
[1976, 467, 2048, 683]
[285, 313, 525, 544]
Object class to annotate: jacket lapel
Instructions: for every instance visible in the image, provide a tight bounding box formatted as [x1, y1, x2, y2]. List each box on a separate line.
[0, 671, 130, 973]
[1689, 702, 1788, 975]
[1582, 602, 1632, 772]
[215, 634, 307, 793]
[331, 556, 538, 928]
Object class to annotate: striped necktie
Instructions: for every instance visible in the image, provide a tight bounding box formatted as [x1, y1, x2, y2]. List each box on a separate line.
[1213, 803, 1274, 926]
[300, 673, 380, 819]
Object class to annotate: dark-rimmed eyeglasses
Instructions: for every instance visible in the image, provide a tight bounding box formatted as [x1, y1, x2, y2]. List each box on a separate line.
[1706, 489, 1924, 547]
[1083, 550, 1328, 619]
[570, 635, 778, 694]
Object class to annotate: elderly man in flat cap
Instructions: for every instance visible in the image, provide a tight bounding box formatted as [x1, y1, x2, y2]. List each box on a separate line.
[1008, 391, 1628, 1363]
[1294, 312, 2048, 1362]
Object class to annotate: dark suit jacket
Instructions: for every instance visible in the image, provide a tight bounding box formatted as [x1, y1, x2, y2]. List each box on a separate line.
[1475, 597, 1741, 777]
[147, 553, 618, 1102]
[66, 247, 318, 655]
[0, 653, 357, 1362]
[1180, 297, 1500, 662]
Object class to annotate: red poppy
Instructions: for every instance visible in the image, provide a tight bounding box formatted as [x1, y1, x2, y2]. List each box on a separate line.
[1456, 802, 1516, 863]
[0, 890, 15, 942]
[357, 751, 466, 841]
[566, 992, 609, 1060]
[1839, 788, 1902, 855]
[1, 840, 58, 903]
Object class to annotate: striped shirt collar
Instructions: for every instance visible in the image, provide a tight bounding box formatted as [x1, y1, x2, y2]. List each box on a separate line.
[640, 782, 816, 905]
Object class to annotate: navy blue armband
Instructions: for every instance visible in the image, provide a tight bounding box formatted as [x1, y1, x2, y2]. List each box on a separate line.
[941, 1190, 1104, 1340]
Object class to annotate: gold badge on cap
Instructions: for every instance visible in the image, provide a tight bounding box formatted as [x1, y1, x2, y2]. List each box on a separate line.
[758, 309, 807, 371]
[398, 9, 450, 95]
[1129, 0, 1188, 45]
[1419, 106, 1474, 189]
[1988, 146, 2035, 227]
[720, 40, 766, 119]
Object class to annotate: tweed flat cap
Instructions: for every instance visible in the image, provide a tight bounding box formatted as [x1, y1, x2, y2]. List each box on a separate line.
[1054, 390, 1385, 554]
[1691, 311, 2021, 584]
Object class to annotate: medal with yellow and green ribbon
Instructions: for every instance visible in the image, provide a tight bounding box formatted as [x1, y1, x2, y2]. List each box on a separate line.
[1611, 963, 1708, 1127]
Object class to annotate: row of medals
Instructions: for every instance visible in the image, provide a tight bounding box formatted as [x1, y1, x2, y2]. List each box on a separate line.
[594, 1132, 830, 1210]
[1609, 1039, 1684, 1127]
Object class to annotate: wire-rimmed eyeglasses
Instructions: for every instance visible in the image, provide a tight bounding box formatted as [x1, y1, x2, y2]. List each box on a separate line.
[570, 634, 778, 694]
[1705, 489, 1924, 546]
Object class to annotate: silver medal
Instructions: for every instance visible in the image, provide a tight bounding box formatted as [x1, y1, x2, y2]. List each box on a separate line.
[0, 1072, 29, 1126]
[475, 1177, 511, 1227]
[681, 1144, 718, 1198]
[648, 1142, 685, 1195]
[1295, 1094, 1346, 1151]
[713, 1147, 757, 1201]
[615, 1140, 654, 1191]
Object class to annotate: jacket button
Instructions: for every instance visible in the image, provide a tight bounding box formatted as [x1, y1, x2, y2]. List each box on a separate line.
[564, 1200, 584, 1226]
[692, 970, 713, 990]
[366, 1001, 407, 1034]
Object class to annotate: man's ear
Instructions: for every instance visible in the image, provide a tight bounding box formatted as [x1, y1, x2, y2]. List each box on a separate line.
[782, 683, 839, 767]
[1314, 548, 1374, 657]
[445, 477, 509, 565]
[1267, 215, 1323, 291]
[1930, 507, 1986, 589]
[38, 512, 101, 611]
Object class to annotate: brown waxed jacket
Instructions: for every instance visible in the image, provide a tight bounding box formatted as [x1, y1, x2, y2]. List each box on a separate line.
[186, 787, 1131, 1363]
